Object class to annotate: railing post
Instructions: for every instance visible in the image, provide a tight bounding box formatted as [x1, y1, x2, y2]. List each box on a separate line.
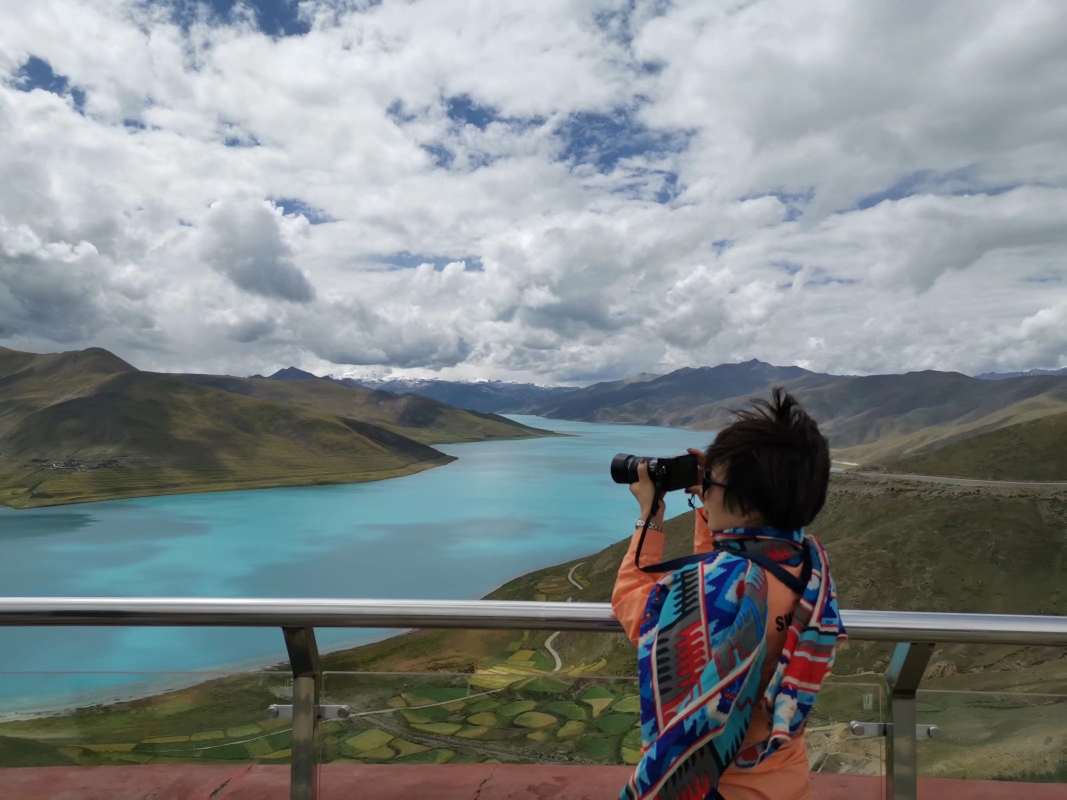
[283, 627, 320, 800]
[884, 642, 934, 800]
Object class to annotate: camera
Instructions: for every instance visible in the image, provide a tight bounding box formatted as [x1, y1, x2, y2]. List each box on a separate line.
[610, 453, 700, 493]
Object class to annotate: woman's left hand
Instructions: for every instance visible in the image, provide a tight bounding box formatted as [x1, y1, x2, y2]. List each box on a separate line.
[684, 448, 707, 500]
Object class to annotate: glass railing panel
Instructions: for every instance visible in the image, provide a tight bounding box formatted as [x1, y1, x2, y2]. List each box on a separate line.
[805, 679, 885, 777]
[317, 671, 890, 782]
[318, 670, 641, 773]
[0, 669, 293, 768]
[917, 688, 1067, 783]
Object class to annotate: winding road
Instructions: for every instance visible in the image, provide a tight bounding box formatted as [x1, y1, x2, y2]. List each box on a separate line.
[566, 562, 585, 590]
[544, 631, 563, 672]
[544, 562, 587, 673]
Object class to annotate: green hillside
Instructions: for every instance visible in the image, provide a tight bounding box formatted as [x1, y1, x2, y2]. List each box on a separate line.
[0, 346, 137, 432]
[304, 470, 1067, 691]
[886, 412, 1067, 481]
[0, 346, 558, 508]
[667, 371, 1067, 461]
[175, 372, 546, 445]
[390, 472, 1067, 688]
[0, 349, 455, 508]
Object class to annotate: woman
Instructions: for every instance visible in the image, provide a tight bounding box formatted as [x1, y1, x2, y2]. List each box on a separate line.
[612, 389, 845, 800]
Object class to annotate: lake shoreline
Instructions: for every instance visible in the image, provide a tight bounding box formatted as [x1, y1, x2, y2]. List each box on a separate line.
[0, 418, 571, 511]
[0, 416, 710, 711]
[0, 628, 403, 720]
[0, 457, 455, 511]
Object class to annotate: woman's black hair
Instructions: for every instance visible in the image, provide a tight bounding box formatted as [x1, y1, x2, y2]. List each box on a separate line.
[704, 387, 830, 530]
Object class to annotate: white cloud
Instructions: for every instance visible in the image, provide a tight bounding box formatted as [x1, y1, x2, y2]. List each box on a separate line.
[0, 0, 1065, 381]
[200, 200, 316, 302]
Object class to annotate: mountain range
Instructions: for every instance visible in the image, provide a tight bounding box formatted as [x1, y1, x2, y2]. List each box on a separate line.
[179, 371, 541, 446]
[347, 360, 1067, 464]
[976, 367, 1067, 380]
[5, 347, 1066, 510]
[347, 376, 580, 414]
[0, 347, 546, 509]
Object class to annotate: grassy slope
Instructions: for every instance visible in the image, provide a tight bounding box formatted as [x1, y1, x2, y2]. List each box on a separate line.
[885, 412, 1067, 481]
[0, 346, 555, 508]
[829, 392, 1067, 465]
[176, 373, 549, 446]
[0, 351, 453, 508]
[0, 346, 138, 436]
[700, 373, 1067, 463]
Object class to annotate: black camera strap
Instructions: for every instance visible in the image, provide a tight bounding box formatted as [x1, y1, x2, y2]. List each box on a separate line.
[635, 523, 812, 596]
[633, 490, 666, 574]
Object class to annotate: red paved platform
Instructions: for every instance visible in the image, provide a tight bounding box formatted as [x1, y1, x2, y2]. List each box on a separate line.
[1, 765, 1064, 799]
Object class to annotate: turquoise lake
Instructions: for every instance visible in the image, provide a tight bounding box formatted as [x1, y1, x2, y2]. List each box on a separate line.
[0, 416, 709, 712]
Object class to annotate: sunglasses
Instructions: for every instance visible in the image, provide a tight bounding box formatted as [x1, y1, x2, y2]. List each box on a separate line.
[701, 468, 730, 496]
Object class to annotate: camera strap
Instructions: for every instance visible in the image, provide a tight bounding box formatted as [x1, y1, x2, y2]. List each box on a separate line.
[632, 491, 666, 574]
[636, 526, 813, 596]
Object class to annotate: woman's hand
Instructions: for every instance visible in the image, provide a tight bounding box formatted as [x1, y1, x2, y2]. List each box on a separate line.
[684, 448, 706, 501]
[629, 459, 664, 520]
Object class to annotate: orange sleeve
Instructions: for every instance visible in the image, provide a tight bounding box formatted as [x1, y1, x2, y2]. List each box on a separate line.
[612, 526, 667, 645]
[694, 507, 713, 553]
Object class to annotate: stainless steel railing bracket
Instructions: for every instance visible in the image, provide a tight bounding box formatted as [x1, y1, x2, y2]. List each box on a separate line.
[849, 721, 941, 739]
[267, 704, 351, 720]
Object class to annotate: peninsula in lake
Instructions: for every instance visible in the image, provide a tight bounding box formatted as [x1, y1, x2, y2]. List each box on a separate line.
[0, 347, 549, 509]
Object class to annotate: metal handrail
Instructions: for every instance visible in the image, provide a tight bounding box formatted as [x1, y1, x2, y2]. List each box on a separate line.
[2, 598, 1065, 800]
[1, 598, 1066, 646]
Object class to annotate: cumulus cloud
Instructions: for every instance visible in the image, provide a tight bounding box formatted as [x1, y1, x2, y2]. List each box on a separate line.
[0, 219, 105, 341]
[0, 0, 1064, 381]
[200, 200, 316, 302]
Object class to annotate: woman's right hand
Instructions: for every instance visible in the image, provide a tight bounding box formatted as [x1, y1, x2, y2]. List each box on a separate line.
[684, 448, 706, 500]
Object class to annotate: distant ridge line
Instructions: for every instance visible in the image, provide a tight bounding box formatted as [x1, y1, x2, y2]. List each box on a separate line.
[976, 367, 1067, 380]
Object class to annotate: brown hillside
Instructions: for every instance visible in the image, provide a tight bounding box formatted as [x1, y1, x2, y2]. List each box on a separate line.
[0, 348, 452, 508]
[176, 373, 548, 445]
[886, 412, 1067, 481]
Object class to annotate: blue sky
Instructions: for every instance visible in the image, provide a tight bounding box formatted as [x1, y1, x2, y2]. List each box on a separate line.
[13, 55, 85, 110]
[0, 0, 1065, 381]
[169, 0, 312, 36]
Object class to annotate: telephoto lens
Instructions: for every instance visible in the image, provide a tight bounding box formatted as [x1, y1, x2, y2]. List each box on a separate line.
[610, 453, 643, 485]
[610, 453, 700, 493]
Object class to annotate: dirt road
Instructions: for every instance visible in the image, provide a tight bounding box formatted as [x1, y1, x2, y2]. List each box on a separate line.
[853, 471, 1067, 490]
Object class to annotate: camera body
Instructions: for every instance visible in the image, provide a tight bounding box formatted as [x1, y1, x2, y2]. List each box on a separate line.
[610, 453, 700, 493]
